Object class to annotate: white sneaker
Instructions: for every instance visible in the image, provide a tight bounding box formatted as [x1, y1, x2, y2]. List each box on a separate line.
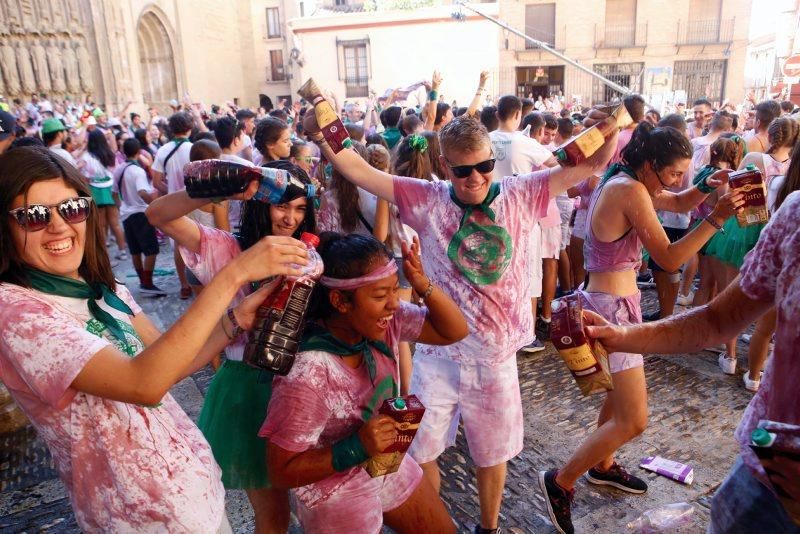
[719, 353, 737, 375]
[116, 250, 129, 261]
[676, 291, 694, 307]
[742, 371, 761, 392]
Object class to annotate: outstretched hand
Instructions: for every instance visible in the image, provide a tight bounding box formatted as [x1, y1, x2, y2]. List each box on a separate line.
[583, 310, 627, 353]
[401, 237, 429, 294]
[234, 235, 309, 285]
[705, 168, 733, 188]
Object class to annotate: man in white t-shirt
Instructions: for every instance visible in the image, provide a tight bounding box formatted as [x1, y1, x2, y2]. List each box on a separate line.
[115, 138, 165, 296]
[151, 111, 194, 299]
[490, 96, 559, 353]
[235, 108, 257, 162]
[214, 116, 253, 232]
[41, 118, 77, 167]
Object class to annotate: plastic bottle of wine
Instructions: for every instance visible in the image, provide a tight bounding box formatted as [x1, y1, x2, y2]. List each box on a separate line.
[243, 232, 324, 375]
[183, 159, 315, 202]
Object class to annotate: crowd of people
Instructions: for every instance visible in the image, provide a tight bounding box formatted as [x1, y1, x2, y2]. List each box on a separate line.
[0, 70, 798, 534]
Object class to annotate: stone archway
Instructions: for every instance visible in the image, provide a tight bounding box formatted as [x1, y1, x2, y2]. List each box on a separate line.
[136, 10, 178, 107]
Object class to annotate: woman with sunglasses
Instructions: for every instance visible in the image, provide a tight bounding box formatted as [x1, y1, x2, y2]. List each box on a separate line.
[536, 121, 744, 534]
[0, 147, 309, 532]
[146, 159, 316, 534]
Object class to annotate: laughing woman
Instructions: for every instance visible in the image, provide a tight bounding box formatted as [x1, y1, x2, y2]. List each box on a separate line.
[261, 232, 467, 533]
[0, 147, 309, 532]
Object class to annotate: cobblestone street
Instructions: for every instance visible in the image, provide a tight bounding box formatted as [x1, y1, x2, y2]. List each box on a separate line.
[0, 247, 755, 533]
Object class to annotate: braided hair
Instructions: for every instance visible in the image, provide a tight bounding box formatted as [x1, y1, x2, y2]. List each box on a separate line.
[767, 116, 800, 155]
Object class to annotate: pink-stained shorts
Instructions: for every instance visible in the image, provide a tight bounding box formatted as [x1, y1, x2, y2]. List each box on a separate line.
[295, 453, 422, 534]
[408, 353, 524, 468]
[540, 223, 562, 260]
[572, 209, 588, 241]
[578, 289, 644, 373]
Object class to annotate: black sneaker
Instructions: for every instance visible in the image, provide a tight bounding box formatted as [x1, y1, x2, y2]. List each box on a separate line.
[474, 526, 502, 534]
[536, 317, 551, 341]
[538, 470, 574, 534]
[585, 462, 648, 494]
[140, 284, 168, 297]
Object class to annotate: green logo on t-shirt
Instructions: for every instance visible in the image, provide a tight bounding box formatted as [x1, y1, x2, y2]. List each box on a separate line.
[86, 318, 144, 357]
[448, 220, 513, 286]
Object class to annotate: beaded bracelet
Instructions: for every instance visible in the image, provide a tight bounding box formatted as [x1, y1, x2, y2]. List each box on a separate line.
[704, 216, 725, 233]
[421, 281, 435, 300]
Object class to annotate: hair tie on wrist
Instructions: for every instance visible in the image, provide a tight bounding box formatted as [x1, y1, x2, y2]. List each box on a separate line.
[408, 134, 428, 153]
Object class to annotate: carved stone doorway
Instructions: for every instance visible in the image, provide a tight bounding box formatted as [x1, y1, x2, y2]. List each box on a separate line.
[137, 11, 178, 108]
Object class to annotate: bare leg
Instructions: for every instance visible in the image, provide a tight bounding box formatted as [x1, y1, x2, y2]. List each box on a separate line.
[557, 249, 572, 293]
[555, 367, 648, 489]
[383, 475, 455, 534]
[746, 308, 776, 381]
[692, 255, 715, 306]
[569, 236, 585, 290]
[174, 247, 190, 291]
[97, 207, 109, 244]
[246, 488, 290, 534]
[541, 258, 558, 320]
[107, 205, 127, 251]
[652, 270, 679, 317]
[679, 254, 698, 298]
[476, 462, 507, 529]
[419, 460, 441, 494]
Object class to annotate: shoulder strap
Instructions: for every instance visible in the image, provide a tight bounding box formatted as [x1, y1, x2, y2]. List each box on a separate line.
[162, 140, 186, 170]
[356, 209, 374, 234]
[116, 163, 135, 201]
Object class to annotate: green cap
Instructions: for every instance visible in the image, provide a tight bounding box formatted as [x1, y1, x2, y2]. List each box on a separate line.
[92, 108, 104, 118]
[41, 118, 67, 135]
[751, 428, 774, 447]
[392, 398, 406, 410]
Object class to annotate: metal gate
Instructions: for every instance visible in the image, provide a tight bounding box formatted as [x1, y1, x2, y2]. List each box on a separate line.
[593, 63, 644, 104]
[673, 60, 727, 105]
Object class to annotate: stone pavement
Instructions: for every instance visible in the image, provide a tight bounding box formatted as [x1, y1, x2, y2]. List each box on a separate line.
[0, 245, 758, 533]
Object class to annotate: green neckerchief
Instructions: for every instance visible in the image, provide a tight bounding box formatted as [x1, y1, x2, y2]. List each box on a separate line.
[693, 164, 719, 187]
[602, 163, 637, 184]
[381, 127, 401, 150]
[449, 182, 501, 231]
[25, 269, 133, 345]
[125, 158, 141, 167]
[173, 137, 190, 144]
[299, 323, 393, 384]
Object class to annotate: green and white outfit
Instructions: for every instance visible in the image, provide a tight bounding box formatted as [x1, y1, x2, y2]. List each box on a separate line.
[80, 153, 115, 206]
[179, 222, 272, 488]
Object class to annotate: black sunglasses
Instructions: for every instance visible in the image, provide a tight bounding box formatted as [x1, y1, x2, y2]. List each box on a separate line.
[447, 158, 496, 179]
[9, 197, 93, 232]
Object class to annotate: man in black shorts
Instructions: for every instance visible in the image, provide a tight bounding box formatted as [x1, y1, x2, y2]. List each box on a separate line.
[114, 138, 166, 296]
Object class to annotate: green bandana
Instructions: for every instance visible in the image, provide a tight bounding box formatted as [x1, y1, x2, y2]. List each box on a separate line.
[299, 323, 394, 384]
[693, 164, 719, 188]
[25, 269, 133, 345]
[381, 127, 402, 150]
[447, 183, 512, 286]
[602, 163, 638, 184]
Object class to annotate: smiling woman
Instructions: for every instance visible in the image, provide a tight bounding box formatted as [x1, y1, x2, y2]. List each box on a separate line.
[0, 146, 310, 533]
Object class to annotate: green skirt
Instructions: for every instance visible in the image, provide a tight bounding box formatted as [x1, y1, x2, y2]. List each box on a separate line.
[705, 218, 765, 269]
[198, 359, 274, 489]
[89, 185, 115, 206]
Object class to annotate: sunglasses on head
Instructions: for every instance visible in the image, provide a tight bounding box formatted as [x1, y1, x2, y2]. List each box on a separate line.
[447, 158, 496, 179]
[8, 197, 92, 232]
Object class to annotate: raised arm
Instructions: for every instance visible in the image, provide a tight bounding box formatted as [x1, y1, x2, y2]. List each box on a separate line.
[466, 71, 489, 119]
[652, 169, 732, 213]
[547, 129, 619, 197]
[423, 71, 442, 131]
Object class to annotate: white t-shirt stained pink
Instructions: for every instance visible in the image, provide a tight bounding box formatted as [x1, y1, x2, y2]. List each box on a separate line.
[393, 172, 551, 364]
[489, 130, 553, 180]
[0, 283, 224, 532]
[259, 302, 426, 510]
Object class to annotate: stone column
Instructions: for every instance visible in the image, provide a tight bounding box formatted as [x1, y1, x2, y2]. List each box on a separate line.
[15, 41, 37, 95]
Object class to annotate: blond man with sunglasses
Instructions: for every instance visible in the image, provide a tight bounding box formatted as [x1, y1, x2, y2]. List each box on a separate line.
[305, 110, 618, 533]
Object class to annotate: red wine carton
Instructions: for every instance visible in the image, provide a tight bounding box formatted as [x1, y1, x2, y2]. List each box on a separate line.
[363, 395, 425, 478]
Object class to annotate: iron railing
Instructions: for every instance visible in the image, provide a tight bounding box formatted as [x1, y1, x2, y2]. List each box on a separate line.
[677, 18, 734, 45]
[595, 23, 648, 48]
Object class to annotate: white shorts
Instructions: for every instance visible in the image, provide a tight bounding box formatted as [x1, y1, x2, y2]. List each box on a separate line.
[529, 225, 543, 298]
[540, 224, 562, 260]
[556, 195, 574, 251]
[408, 354, 524, 468]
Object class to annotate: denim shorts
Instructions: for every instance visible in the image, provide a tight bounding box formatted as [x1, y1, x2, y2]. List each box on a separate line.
[709, 456, 800, 533]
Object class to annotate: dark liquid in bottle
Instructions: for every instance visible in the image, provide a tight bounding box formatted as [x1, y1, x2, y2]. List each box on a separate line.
[183, 159, 261, 198]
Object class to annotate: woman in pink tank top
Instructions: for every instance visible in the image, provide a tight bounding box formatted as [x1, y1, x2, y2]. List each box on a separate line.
[538, 121, 745, 534]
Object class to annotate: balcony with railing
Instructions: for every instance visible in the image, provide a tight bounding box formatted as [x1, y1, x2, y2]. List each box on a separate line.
[677, 18, 735, 45]
[595, 23, 648, 48]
